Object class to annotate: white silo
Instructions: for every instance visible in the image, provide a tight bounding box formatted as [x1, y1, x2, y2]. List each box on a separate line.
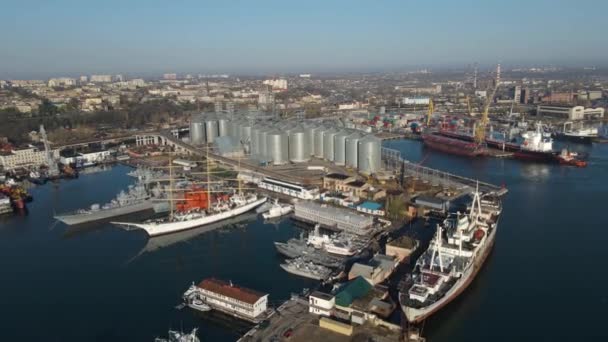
[289, 125, 310, 163]
[357, 135, 382, 175]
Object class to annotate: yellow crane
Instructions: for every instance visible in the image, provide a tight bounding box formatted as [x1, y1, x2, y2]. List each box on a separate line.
[474, 67, 500, 144]
[466, 95, 473, 116]
[426, 98, 434, 127]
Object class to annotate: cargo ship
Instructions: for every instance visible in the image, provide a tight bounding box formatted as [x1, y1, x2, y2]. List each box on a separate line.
[421, 132, 487, 157]
[399, 188, 501, 323]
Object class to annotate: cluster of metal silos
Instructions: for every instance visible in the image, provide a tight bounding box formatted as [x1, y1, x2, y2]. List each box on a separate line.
[193, 116, 382, 174]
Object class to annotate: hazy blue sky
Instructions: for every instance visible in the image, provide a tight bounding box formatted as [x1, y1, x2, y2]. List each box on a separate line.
[1, 0, 606, 77]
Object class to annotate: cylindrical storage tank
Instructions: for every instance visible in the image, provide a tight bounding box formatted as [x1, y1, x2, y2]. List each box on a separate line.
[250, 125, 261, 155]
[217, 116, 229, 137]
[333, 130, 350, 166]
[314, 126, 328, 158]
[266, 130, 289, 165]
[240, 122, 252, 146]
[189, 116, 205, 145]
[289, 126, 310, 163]
[345, 132, 363, 168]
[257, 127, 270, 158]
[323, 128, 339, 161]
[305, 124, 318, 156]
[357, 135, 382, 175]
[205, 117, 218, 143]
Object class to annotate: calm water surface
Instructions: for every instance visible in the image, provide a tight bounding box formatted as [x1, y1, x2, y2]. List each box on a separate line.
[2, 139, 607, 341]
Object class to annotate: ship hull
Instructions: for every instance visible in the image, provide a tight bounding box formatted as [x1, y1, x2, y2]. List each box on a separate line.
[512, 150, 557, 163]
[55, 200, 161, 225]
[400, 220, 497, 323]
[113, 197, 267, 236]
[553, 133, 595, 144]
[422, 134, 486, 157]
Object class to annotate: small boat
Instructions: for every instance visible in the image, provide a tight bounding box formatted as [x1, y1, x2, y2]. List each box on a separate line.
[262, 199, 293, 219]
[182, 283, 212, 312]
[556, 148, 587, 167]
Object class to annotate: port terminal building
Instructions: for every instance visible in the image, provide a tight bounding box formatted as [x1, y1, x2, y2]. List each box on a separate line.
[194, 278, 268, 322]
[294, 201, 373, 235]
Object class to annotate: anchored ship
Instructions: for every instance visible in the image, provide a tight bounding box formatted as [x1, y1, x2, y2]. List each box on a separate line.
[154, 328, 200, 342]
[55, 182, 168, 225]
[262, 199, 293, 219]
[421, 132, 487, 157]
[280, 257, 333, 280]
[274, 235, 344, 268]
[399, 188, 501, 323]
[307, 224, 357, 256]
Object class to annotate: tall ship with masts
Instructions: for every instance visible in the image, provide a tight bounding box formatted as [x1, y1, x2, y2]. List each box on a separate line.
[399, 187, 501, 323]
[113, 147, 266, 236]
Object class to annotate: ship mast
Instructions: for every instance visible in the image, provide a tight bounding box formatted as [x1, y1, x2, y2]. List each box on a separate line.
[169, 153, 174, 219]
[206, 143, 211, 209]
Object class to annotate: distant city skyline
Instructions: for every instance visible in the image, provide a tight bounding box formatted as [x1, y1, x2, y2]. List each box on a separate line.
[2, 0, 607, 78]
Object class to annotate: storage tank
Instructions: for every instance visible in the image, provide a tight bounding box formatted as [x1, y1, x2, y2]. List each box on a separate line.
[257, 126, 270, 158]
[305, 124, 318, 156]
[217, 116, 229, 137]
[323, 128, 339, 161]
[204, 116, 218, 143]
[345, 132, 363, 168]
[240, 122, 252, 146]
[289, 126, 310, 163]
[314, 126, 328, 158]
[333, 130, 350, 166]
[250, 125, 261, 155]
[189, 115, 205, 145]
[266, 130, 289, 165]
[357, 135, 382, 175]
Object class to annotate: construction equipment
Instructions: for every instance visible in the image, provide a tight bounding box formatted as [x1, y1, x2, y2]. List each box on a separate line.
[426, 98, 434, 126]
[474, 65, 500, 144]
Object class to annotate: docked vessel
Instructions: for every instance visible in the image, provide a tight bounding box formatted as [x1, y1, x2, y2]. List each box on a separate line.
[274, 235, 344, 268]
[280, 257, 332, 280]
[512, 122, 557, 162]
[399, 189, 501, 323]
[55, 183, 168, 225]
[307, 224, 357, 256]
[421, 132, 486, 157]
[113, 193, 266, 236]
[262, 199, 293, 219]
[154, 328, 200, 342]
[553, 122, 598, 144]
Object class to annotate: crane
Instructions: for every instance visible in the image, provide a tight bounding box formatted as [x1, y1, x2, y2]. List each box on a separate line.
[426, 98, 434, 127]
[466, 95, 473, 116]
[474, 65, 500, 144]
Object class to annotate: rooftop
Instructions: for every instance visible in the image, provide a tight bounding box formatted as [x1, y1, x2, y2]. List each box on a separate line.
[358, 201, 383, 210]
[324, 173, 352, 180]
[197, 278, 267, 305]
[346, 180, 367, 188]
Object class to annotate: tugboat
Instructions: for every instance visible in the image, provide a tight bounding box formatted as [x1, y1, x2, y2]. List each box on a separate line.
[556, 148, 587, 167]
[262, 199, 293, 219]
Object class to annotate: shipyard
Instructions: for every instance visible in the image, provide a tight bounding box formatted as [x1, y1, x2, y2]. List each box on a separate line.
[2, 2, 608, 341]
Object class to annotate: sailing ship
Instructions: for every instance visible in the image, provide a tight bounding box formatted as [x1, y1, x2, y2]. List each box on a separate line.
[113, 148, 266, 236]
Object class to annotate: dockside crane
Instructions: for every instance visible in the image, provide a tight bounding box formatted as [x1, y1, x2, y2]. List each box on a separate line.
[474, 64, 501, 144]
[426, 98, 434, 127]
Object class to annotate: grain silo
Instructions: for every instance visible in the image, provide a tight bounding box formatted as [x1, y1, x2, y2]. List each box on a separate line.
[240, 121, 253, 146]
[345, 132, 363, 168]
[204, 115, 218, 143]
[323, 128, 339, 161]
[189, 115, 205, 145]
[357, 135, 382, 175]
[217, 116, 229, 137]
[289, 125, 310, 163]
[314, 126, 328, 158]
[333, 130, 350, 166]
[257, 126, 270, 158]
[305, 124, 318, 156]
[266, 130, 289, 165]
[250, 125, 261, 155]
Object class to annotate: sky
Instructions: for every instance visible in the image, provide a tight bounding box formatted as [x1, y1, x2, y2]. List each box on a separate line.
[1, 0, 607, 78]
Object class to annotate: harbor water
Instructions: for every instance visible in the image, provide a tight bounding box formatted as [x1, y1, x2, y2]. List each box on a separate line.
[1, 139, 608, 341]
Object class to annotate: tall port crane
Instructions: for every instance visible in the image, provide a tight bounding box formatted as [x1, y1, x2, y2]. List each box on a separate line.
[474, 65, 500, 144]
[426, 98, 434, 127]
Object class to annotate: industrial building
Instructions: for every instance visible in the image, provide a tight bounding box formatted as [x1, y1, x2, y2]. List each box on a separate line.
[536, 105, 605, 120]
[294, 201, 373, 235]
[258, 177, 319, 200]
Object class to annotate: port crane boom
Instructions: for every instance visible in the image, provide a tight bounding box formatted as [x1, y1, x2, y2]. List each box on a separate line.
[475, 65, 500, 144]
